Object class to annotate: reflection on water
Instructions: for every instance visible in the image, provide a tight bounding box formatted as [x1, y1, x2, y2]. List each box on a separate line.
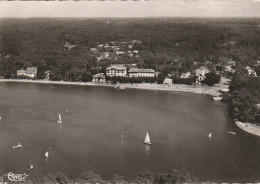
[144, 145, 151, 155]
[0, 82, 260, 182]
[121, 134, 124, 144]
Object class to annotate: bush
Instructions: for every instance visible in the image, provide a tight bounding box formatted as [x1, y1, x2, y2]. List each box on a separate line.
[171, 76, 196, 85]
[81, 73, 93, 82]
[202, 72, 221, 86]
[81, 171, 103, 183]
[136, 169, 197, 184]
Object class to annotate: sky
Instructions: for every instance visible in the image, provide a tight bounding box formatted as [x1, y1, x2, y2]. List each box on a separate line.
[0, 0, 259, 18]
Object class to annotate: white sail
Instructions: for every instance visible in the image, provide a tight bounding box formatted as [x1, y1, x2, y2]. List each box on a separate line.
[208, 133, 212, 138]
[30, 162, 33, 170]
[144, 132, 151, 144]
[57, 113, 62, 123]
[13, 142, 23, 149]
[45, 151, 49, 158]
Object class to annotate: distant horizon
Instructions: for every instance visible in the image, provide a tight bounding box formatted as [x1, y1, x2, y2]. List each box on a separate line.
[0, 1, 259, 18]
[1, 16, 260, 19]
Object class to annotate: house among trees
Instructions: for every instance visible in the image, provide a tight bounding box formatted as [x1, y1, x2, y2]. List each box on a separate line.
[90, 48, 98, 52]
[92, 73, 106, 82]
[128, 68, 155, 77]
[45, 70, 50, 80]
[17, 69, 26, 76]
[106, 64, 127, 77]
[17, 67, 37, 78]
[180, 72, 191, 78]
[195, 66, 209, 84]
[102, 52, 109, 58]
[163, 78, 173, 84]
[245, 66, 257, 77]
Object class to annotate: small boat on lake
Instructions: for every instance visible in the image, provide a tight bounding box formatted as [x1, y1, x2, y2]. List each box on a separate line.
[13, 142, 23, 149]
[213, 96, 223, 101]
[44, 151, 49, 158]
[228, 131, 236, 135]
[29, 161, 33, 170]
[57, 113, 62, 124]
[208, 133, 212, 138]
[144, 132, 151, 145]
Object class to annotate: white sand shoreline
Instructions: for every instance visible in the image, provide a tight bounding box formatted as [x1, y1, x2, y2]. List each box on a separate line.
[235, 120, 260, 137]
[0, 78, 230, 97]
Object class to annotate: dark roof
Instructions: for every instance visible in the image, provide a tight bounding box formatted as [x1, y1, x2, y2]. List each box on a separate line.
[26, 67, 37, 73]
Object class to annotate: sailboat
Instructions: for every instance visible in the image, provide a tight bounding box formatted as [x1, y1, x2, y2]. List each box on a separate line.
[13, 142, 23, 149]
[44, 151, 49, 158]
[57, 113, 62, 124]
[45, 147, 51, 158]
[208, 133, 212, 138]
[144, 132, 151, 145]
[29, 161, 33, 170]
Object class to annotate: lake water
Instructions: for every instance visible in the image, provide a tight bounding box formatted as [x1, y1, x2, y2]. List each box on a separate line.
[0, 82, 260, 182]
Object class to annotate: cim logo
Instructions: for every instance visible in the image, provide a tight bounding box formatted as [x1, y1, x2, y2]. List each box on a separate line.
[7, 172, 28, 182]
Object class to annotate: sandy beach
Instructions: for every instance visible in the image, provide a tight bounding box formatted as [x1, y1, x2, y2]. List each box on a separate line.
[0, 77, 230, 97]
[235, 120, 260, 137]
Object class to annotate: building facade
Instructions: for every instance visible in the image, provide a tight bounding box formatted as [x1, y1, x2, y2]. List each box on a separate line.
[17, 69, 27, 76]
[128, 68, 155, 77]
[17, 67, 37, 78]
[92, 73, 106, 82]
[106, 65, 127, 77]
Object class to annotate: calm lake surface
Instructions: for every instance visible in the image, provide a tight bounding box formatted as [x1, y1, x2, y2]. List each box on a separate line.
[0, 82, 260, 182]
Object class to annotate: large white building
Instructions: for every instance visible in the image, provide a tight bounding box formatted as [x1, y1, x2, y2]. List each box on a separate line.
[106, 65, 127, 77]
[128, 68, 155, 78]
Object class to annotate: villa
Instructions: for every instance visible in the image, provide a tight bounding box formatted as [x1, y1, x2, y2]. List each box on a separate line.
[92, 73, 106, 82]
[128, 68, 155, 78]
[17, 67, 37, 78]
[195, 66, 209, 84]
[106, 64, 127, 77]
[245, 66, 257, 77]
[17, 69, 26, 76]
[180, 72, 191, 78]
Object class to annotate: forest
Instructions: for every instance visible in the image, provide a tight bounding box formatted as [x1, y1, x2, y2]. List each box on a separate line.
[0, 18, 259, 80]
[2, 169, 197, 184]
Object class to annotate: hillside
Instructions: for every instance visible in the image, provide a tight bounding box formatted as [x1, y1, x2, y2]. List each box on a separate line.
[0, 18, 259, 79]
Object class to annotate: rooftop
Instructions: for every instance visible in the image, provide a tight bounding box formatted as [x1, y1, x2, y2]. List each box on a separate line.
[128, 68, 155, 73]
[106, 64, 126, 71]
[26, 67, 37, 73]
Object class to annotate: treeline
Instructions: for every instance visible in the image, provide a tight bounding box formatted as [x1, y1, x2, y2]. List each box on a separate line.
[106, 76, 158, 84]
[19, 169, 197, 184]
[228, 71, 260, 125]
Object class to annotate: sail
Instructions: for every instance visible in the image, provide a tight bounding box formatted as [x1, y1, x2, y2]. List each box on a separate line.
[208, 133, 212, 138]
[45, 151, 49, 158]
[30, 162, 33, 170]
[144, 132, 151, 143]
[59, 113, 62, 122]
